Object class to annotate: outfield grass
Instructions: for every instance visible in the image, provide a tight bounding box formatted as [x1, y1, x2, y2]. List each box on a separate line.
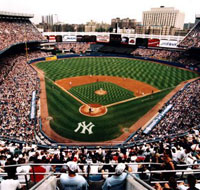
[46, 78, 173, 141]
[69, 81, 134, 105]
[36, 57, 198, 90]
[37, 57, 198, 141]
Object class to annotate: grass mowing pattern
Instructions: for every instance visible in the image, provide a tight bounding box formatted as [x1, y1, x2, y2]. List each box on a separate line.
[69, 81, 134, 105]
[46, 78, 172, 141]
[37, 57, 198, 141]
[36, 57, 199, 90]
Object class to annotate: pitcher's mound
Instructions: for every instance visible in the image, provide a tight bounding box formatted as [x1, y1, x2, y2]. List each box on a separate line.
[80, 104, 107, 117]
[95, 88, 107, 95]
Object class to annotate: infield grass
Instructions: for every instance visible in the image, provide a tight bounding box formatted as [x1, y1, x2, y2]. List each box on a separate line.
[69, 81, 134, 105]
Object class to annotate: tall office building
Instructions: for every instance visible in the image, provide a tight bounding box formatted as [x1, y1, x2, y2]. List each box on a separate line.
[143, 6, 185, 29]
[42, 14, 58, 26]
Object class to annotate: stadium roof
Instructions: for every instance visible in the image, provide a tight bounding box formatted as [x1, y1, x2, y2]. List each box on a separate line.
[196, 14, 200, 18]
[0, 11, 34, 19]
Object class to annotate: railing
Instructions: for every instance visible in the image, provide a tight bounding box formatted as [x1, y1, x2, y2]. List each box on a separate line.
[1, 162, 200, 179]
[128, 173, 155, 190]
[29, 173, 53, 190]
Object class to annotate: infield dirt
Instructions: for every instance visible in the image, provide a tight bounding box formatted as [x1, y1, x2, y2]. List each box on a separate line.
[55, 75, 159, 96]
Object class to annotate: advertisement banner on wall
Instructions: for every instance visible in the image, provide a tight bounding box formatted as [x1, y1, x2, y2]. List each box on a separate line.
[121, 37, 129, 44]
[128, 38, 136, 45]
[96, 35, 109, 43]
[160, 40, 178, 48]
[45, 56, 57, 61]
[148, 39, 160, 47]
[63, 35, 77, 42]
[49, 36, 56, 42]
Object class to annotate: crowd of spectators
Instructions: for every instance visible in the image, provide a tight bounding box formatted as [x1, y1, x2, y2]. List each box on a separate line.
[179, 22, 200, 48]
[131, 48, 200, 69]
[131, 48, 181, 62]
[0, 16, 199, 189]
[0, 51, 51, 145]
[132, 79, 200, 143]
[57, 42, 90, 54]
[0, 47, 198, 190]
[27, 50, 52, 61]
[0, 19, 45, 51]
[0, 51, 199, 189]
[0, 126, 200, 189]
[178, 57, 200, 68]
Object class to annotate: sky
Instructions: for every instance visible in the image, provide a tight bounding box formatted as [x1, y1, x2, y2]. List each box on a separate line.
[1, 0, 200, 24]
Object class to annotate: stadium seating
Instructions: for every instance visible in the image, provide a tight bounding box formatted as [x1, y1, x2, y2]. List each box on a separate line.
[131, 48, 200, 69]
[0, 51, 52, 144]
[0, 18, 45, 51]
[0, 12, 199, 190]
[134, 79, 200, 142]
[179, 21, 200, 48]
[57, 42, 90, 54]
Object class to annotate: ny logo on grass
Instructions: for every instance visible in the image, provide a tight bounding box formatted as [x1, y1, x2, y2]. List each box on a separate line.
[74, 121, 95, 135]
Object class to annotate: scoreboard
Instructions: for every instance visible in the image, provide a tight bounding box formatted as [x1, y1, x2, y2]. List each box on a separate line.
[110, 34, 122, 44]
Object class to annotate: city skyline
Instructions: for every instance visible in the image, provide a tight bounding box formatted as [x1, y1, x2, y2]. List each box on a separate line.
[1, 0, 200, 24]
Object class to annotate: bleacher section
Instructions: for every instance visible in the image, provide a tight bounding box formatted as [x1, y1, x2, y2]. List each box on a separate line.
[90, 43, 104, 52]
[0, 12, 45, 52]
[178, 21, 200, 48]
[131, 48, 200, 69]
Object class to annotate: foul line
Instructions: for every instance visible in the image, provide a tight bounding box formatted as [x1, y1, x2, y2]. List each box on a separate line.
[33, 65, 87, 106]
[106, 77, 200, 108]
[105, 90, 161, 108]
[33, 64, 198, 110]
[54, 82, 87, 105]
[53, 78, 162, 109]
[42, 72, 171, 109]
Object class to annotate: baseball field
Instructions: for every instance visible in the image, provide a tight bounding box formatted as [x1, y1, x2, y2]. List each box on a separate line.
[34, 57, 198, 142]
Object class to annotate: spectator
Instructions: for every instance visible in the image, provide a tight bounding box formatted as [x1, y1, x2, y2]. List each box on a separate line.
[4, 155, 17, 180]
[187, 175, 200, 190]
[160, 149, 176, 180]
[102, 163, 127, 190]
[1, 177, 22, 190]
[59, 161, 88, 190]
[16, 157, 31, 183]
[163, 177, 179, 190]
[29, 157, 46, 183]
